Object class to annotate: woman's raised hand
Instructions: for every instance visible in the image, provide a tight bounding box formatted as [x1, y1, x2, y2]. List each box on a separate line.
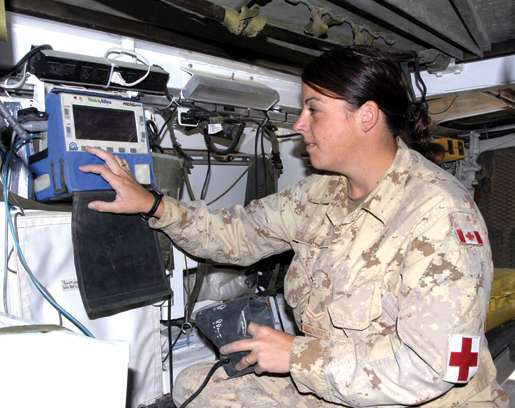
[79, 146, 157, 215]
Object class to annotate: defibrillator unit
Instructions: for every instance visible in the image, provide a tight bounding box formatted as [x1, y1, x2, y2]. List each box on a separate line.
[29, 88, 155, 201]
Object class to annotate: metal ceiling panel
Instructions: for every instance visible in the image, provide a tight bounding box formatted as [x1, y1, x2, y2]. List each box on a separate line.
[450, 0, 491, 51]
[471, 0, 514, 43]
[380, 0, 483, 56]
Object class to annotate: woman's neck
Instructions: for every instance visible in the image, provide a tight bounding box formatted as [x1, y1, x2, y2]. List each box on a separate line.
[346, 137, 398, 200]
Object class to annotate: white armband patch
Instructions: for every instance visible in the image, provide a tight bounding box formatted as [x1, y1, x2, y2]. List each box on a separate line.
[444, 334, 480, 383]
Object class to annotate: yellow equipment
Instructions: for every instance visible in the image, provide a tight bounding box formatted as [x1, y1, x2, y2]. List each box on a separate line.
[432, 137, 465, 162]
[486, 268, 515, 332]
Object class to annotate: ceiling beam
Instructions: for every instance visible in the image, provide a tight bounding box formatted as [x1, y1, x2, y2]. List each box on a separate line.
[450, 0, 491, 51]
[327, 0, 464, 59]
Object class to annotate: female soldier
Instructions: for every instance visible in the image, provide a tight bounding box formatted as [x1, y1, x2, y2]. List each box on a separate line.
[81, 46, 507, 407]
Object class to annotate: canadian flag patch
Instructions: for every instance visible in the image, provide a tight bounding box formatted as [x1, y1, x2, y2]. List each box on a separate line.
[455, 228, 483, 246]
[443, 335, 480, 383]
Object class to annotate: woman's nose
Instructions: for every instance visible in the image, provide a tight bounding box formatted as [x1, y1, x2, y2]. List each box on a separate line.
[293, 112, 307, 133]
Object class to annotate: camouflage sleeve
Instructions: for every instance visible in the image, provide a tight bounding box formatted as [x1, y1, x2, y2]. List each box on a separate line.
[290, 206, 492, 406]
[148, 184, 308, 266]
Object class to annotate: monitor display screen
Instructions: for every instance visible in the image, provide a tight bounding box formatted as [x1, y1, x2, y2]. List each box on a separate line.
[73, 105, 138, 143]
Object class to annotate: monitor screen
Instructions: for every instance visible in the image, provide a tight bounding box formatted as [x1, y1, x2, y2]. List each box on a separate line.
[73, 105, 138, 142]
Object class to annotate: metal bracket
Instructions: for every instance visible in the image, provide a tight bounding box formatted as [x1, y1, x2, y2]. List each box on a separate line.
[428, 58, 464, 78]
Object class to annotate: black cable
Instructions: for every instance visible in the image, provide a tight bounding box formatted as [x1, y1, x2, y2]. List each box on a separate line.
[162, 328, 183, 363]
[161, 109, 193, 162]
[177, 358, 230, 408]
[412, 53, 428, 107]
[151, 144, 165, 153]
[207, 167, 249, 206]
[264, 127, 283, 176]
[147, 119, 166, 153]
[146, 119, 159, 148]
[182, 166, 196, 201]
[186, 264, 207, 323]
[202, 120, 245, 155]
[253, 116, 271, 199]
[146, 119, 159, 141]
[263, 114, 273, 192]
[260, 122, 268, 195]
[200, 130, 212, 200]
[0, 44, 53, 79]
[157, 114, 175, 144]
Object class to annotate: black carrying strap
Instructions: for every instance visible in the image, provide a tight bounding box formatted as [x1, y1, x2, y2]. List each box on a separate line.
[71, 191, 171, 319]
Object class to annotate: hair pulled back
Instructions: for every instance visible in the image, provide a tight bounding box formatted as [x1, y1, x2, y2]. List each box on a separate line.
[302, 46, 429, 143]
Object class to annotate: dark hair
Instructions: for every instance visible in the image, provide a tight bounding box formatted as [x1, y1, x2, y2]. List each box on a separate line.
[302, 46, 429, 143]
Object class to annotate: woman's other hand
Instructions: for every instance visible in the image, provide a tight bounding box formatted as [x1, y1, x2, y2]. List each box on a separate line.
[219, 322, 295, 374]
[79, 146, 159, 216]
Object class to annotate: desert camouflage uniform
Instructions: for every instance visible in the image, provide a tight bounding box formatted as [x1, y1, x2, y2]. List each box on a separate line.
[151, 139, 508, 407]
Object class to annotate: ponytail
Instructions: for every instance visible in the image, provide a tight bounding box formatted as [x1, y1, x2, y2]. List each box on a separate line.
[405, 101, 430, 144]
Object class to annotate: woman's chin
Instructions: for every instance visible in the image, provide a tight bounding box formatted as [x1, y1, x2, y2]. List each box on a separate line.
[308, 159, 325, 171]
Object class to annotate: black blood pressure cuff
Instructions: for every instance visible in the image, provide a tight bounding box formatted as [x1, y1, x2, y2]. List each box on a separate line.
[195, 295, 278, 377]
[72, 190, 171, 319]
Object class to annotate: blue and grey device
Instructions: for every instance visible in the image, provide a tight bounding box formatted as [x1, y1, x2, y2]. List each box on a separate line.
[29, 89, 155, 201]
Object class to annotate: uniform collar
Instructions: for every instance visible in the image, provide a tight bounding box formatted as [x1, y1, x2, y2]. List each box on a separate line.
[307, 138, 414, 226]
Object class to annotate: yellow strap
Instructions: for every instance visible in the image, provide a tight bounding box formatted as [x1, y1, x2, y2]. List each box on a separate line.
[304, 8, 328, 38]
[223, 6, 266, 37]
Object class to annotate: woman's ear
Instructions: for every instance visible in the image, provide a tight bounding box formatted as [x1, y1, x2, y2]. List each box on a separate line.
[359, 101, 380, 132]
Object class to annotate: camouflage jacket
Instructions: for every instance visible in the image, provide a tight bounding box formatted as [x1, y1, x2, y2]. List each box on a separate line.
[151, 140, 506, 407]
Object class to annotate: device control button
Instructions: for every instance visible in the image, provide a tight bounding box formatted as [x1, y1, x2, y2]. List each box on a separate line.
[138, 115, 144, 126]
[130, 148, 137, 153]
[107, 147, 114, 153]
[64, 107, 70, 118]
[69, 142, 78, 151]
[135, 164, 151, 184]
[65, 126, 72, 136]
[119, 147, 126, 153]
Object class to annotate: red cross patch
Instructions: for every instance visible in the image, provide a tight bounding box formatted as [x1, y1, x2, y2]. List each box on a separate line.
[455, 228, 483, 246]
[444, 335, 480, 383]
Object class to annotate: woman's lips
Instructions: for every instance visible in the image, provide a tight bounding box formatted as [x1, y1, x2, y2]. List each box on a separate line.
[305, 142, 316, 152]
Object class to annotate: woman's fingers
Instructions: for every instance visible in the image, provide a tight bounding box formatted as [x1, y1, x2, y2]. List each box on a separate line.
[87, 198, 124, 213]
[79, 163, 119, 186]
[235, 353, 257, 371]
[79, 146, 155, 214]
[219, 338, 254, 355]
[113, 155, 130, 173]
[83, 146, 132, 178]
